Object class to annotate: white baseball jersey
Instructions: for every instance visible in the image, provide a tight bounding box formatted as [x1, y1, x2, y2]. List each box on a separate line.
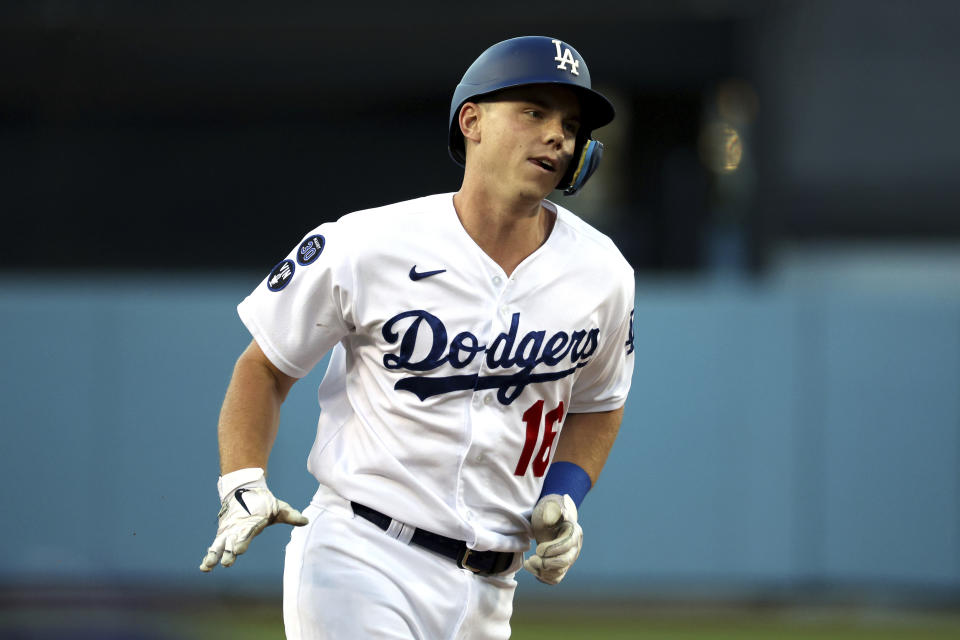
[238, 192, 635, 553]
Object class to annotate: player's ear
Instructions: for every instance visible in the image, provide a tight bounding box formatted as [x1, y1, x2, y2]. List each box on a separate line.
[459, 102, 482, 145]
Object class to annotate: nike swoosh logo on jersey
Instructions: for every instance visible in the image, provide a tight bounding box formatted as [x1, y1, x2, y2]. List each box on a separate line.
[234, 488, 252, 515]
[409, 266, 446, 281]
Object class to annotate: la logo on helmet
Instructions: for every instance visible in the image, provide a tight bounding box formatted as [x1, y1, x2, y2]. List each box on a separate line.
[551, 39, 580, 76]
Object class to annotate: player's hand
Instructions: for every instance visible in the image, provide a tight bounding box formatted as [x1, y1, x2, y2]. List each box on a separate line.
[199, 472, 308, 572]
[523, 493, 583, 585]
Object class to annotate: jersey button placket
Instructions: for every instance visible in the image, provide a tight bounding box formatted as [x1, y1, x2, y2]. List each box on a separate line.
[464, 311, 489, 527]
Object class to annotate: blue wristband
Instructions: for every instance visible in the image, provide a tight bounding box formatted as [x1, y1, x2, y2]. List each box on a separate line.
[539, 461, 592, 509]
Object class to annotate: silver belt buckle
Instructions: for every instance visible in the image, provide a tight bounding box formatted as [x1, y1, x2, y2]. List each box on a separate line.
[458, 548, 483, 573]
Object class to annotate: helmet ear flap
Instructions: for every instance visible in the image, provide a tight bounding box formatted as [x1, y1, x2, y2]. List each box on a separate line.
[561, 139, 604, 195]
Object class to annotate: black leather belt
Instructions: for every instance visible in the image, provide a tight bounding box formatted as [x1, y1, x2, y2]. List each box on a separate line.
[351, 501, 516, 576]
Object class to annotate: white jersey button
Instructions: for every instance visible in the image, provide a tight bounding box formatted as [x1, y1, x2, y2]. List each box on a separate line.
[492, 275, 502, 286]
[472, 394, 482, 407]
[483, 394, 493, 406]
[499, 305, 509, 316]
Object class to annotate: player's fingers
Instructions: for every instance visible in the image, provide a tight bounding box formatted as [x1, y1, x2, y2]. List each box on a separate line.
[540, 500, 563, 528]
[536, 567, 567, 585]
[536, 539, 574, 559]
[199, 535, 227, 572]
[221, 534, 239, 567]
[523, 554, 544, 576]
[529, 559, 565, 585]
[524, 553, 567, 585]
[232, 518, 268, 556]
[531, 499, 562, 532]
[540, 546, 580, 571]
[275, 501, 309, 526]
[535, 522, 578, 557]
[199, 549, 219, 572]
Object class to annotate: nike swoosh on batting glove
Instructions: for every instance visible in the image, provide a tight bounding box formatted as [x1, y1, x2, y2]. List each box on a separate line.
[523, 493, 583, 585]
[199, 468, 308, 572]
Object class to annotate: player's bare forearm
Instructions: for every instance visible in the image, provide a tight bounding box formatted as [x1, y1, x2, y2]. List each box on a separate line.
[552, 407, 623, 486]
[217, 339, 298, 475]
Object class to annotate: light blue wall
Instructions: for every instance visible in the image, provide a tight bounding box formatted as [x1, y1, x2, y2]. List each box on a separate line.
[1, 251, 958, 598]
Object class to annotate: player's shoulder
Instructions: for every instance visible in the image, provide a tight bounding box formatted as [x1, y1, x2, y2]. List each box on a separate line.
[548, 200, 633, 277]
[288, 194, 452, 268]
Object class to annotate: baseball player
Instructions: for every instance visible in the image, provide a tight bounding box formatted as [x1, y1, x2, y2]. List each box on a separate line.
[200, 36, 635, 640]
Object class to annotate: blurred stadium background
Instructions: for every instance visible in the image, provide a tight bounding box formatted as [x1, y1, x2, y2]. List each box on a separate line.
[2, 0, 960, 637]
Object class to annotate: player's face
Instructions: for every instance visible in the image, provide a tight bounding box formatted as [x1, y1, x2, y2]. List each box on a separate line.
[476, 85, 582, 200]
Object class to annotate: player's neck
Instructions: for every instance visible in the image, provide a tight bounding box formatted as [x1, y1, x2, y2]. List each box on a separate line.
[452, 187, 555, 276]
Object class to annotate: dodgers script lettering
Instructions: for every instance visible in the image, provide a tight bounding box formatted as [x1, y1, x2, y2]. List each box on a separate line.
[382, 310, 599, 405]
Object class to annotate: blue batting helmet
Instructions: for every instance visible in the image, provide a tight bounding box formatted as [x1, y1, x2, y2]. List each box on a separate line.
[448, 36, 615, 195]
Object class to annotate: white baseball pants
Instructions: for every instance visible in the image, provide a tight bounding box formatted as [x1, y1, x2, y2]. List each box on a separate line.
[283, 485, 520, 639]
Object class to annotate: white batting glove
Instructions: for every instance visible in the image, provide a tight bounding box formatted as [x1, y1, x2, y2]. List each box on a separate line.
[199, 468, 308, 573]
[523, 493, 583, 585]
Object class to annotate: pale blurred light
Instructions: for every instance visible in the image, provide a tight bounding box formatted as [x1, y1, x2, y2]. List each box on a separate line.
[699, 78, 758, 175]
[699, 122, 743, 173]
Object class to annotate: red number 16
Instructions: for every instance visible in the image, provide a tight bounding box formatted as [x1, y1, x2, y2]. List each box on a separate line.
[514, 400, 565, 477]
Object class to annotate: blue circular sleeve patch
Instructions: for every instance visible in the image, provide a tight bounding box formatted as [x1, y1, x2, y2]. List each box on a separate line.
[267, 259, 295, 291]
[297, 235, 325, 265]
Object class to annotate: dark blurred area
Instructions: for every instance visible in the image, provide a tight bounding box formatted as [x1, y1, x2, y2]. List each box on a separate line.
[4, 1, 955, 273]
